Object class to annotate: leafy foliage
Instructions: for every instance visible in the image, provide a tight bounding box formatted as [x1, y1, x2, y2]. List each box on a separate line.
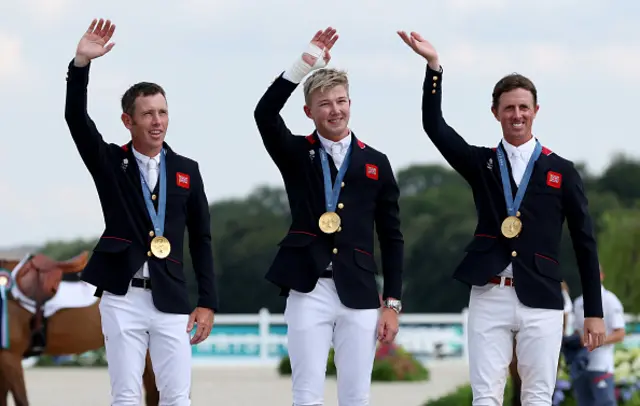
[428, 346, 640, 406]
[553, 347, 640, 405]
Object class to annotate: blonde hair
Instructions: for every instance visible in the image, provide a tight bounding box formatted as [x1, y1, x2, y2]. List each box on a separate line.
[303, 68, 349, 105]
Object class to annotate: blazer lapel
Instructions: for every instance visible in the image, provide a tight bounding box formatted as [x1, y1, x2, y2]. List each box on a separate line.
[343, 133, 366, 183]
[163, 144, 179, 196]
[305, 131, 324, 180]
[528, 150, 552, 194]
[123, 142, 148, 206]
[492, 144, 518, 199]
[120, 142, 154, 235]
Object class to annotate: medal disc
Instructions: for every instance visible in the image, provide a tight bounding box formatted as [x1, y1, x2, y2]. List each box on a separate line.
[501, 216, 522, 239]
[319, 212, 341, 234]
[150, 236, 171, 259]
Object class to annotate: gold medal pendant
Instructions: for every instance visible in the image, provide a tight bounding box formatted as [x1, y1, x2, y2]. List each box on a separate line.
[501, 216, 522, 239]
[150, 236, 171, 259]
[319, 212, 341, 234]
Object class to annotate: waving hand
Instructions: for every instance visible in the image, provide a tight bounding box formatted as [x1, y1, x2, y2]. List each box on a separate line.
[74, 18, 116, 67]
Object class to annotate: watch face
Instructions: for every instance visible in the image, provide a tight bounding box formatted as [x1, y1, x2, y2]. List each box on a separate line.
[385, 300, 401, 312]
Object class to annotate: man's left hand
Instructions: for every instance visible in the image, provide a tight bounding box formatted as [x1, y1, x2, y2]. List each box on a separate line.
[377, 308, 399, 344]
[187, 307, 215, 345]
[583, 317, 606, 351]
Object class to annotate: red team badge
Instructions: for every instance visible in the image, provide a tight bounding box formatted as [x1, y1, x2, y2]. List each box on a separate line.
[547, 171, 562, 188]
[365, 164, 378, 180]
[176, 172, 190, 189]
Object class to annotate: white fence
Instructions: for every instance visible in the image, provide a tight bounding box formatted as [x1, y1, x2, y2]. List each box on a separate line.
[189, 308, 468, 366]
[186, 308, 640, 367]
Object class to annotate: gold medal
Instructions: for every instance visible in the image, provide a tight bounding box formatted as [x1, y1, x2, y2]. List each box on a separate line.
[150, 236, 171, 259]
[319, 212, 341, 234]
[501, 216, 522, 239]
[0, 275, 8, 287]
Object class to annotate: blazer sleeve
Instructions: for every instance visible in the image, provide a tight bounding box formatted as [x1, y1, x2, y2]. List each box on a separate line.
[375, 155, 404, 300]
[253, 73, 300, 171]
[186, 162, 218, 311]
[63, 59, 110, 176]
[422, 65, 478, 183]
[562, 162, 603, 318]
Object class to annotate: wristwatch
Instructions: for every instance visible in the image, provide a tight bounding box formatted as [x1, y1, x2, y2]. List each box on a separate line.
[384, 298, 402, 314]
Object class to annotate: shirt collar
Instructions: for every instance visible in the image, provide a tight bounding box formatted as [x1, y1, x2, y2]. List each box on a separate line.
[317, 130, 352, 154]
[501, 136, 536, 161]
[132, 146, 161, 166]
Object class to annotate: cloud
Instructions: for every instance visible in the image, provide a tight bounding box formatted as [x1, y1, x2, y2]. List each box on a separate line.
[0, 33, 25, 83]
[437, 42, 640, 82]
[318, 40, 640, 85]
[22, 0, 77, 22]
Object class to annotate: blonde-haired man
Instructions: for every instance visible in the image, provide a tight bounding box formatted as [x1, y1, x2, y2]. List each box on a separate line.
[254, 27, 404, 406]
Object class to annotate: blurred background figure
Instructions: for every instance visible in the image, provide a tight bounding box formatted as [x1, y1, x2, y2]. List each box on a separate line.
[571, 266, 625, 406]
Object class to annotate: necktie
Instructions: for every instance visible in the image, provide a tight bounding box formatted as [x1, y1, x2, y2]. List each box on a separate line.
[510, 152, 525, 186]
[331, 143, 343, 169]
[148, 159, 158, 191]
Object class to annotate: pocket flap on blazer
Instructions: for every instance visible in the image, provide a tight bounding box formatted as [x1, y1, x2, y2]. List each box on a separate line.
[464, 236, 496, 252]
[93, 237, 132, 253]
[354, 249, 377, 273]
[165, 259, 185, 282]
[534, 253, 561, 281]
[277, 232, 316, 247]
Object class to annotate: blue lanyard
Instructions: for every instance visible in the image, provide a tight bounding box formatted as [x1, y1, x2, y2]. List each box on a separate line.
[138, 150, 167, 236]
[319, 146, 351, 212]
[495, 140, 542, 216]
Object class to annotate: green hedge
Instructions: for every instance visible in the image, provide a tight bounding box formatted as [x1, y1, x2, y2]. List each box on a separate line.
[425, 346, 640, 405]
[278, 343, 429, 382]
[35, 348, 107, 367]
[422, 379, 575, 406]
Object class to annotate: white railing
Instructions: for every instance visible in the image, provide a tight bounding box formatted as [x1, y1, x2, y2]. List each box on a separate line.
[186, 309, 640, 367]
[22, 309, 640, 368]
[189, 308, 470, 366]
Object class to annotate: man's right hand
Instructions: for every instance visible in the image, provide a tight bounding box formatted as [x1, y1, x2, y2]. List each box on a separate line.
[304, 27, 339, 67]
[74, 18, 116, 68]
[282, 27, 339, 84]
[397, 31, 441, 71]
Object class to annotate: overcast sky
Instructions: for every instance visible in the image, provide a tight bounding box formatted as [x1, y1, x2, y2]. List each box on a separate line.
[1, 0, 638, 247]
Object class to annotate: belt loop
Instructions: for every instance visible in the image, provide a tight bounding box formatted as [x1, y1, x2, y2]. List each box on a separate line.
[500, 276, 506, 287]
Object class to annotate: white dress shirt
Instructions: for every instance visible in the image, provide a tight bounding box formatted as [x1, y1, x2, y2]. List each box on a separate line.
[317, 131, 352, 170]
[498, 136, 537, 278]
[132, 147, 161, 279]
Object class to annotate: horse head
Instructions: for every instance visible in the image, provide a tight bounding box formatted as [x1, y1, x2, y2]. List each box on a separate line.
[13, 251, 89, 304]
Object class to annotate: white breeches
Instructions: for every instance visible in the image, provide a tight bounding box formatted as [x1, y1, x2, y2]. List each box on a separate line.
[99, 285, 192, 406]
[285, 278, 380, 406]
[467, 283, 563, 406]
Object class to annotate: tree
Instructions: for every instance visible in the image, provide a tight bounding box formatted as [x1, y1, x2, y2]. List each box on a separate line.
[596, 208, 640, 316]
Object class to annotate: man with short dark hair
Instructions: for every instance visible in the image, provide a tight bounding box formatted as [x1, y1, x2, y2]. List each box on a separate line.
[398, 30, 606, 405]
[64, 18, 217, 405]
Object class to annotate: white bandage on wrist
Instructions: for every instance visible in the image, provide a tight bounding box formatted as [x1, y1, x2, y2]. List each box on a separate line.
[282, 43, 327, 83]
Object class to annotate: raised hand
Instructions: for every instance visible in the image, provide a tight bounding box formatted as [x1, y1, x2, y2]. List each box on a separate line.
[303, 27, 339, 67]
[397, 31, 440, 69]
[74, 18, 116, 67]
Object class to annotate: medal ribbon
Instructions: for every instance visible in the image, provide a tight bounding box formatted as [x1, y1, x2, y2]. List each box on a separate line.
[0, 269, 11, 349]
[319, 145, 352, 213]
[496, 140, 542, 217]
[139, 149, 167, 237]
